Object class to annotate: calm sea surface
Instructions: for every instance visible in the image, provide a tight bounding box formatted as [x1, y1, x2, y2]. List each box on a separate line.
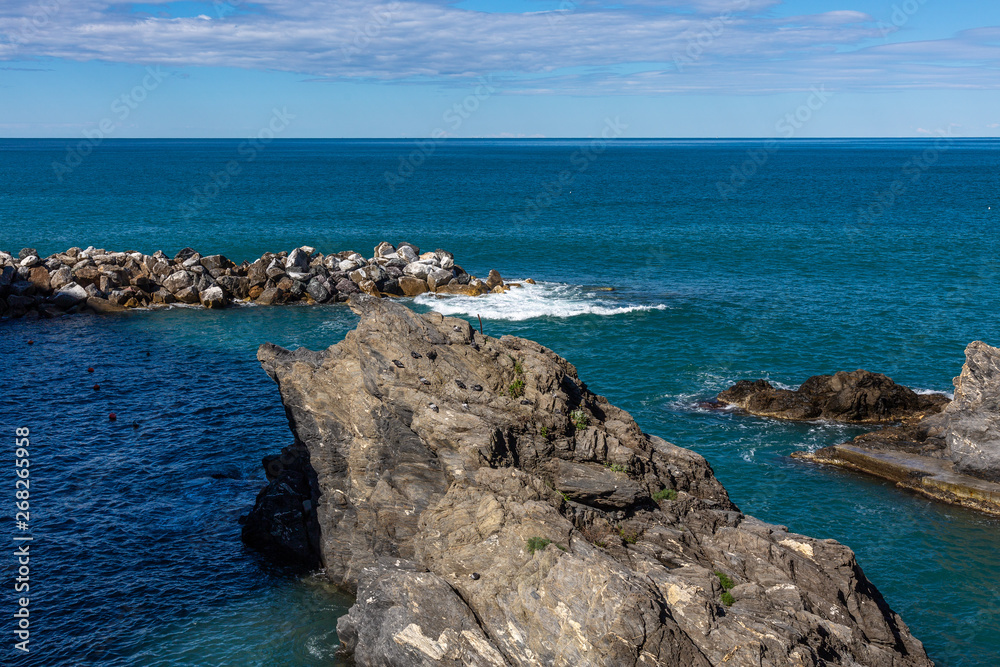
[2, 139, 1000, 665]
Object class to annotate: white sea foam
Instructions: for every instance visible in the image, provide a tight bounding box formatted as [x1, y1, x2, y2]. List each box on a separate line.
[914, 387, 954, 399]
[414, 281, 668, 322]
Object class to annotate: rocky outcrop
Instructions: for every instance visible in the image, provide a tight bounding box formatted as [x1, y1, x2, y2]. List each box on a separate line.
[796, 341, 1000, 514]
[716, 371, 948, 423]
[246, 296, 931, 666]
[0, 243, 516, 319]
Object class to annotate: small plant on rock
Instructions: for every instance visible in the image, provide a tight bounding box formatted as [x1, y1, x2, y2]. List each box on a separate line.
[570, 409, 589, 430]
[508, 377, 525, 398]
[652, 488, 678, 502]
[540, 426, 549, 438]
[619, 528, 639, 544]
[715, 570, 736, 607]
[525, 536, 552, 554]
[605, 462, 627, 473]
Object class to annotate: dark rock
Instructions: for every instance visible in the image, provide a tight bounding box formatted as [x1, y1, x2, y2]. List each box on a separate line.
[335, 278, 359, 295]
[249, 297, 931, 667]
[217, 275, 250, 300]
[240, 445, 320, 569]
[200, 254, 234, 272]
[174, 247, 197, 263]
[306, 277, 331, 303]
[717, 371, 948, 423]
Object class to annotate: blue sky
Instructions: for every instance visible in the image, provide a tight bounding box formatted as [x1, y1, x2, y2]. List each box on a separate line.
[0, 0, 998, 137]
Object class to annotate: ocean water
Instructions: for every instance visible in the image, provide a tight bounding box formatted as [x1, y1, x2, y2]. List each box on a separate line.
[2, 138, 1000, 666]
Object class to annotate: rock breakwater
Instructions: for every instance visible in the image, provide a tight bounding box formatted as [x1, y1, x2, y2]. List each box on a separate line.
[0, 242, 513, 319]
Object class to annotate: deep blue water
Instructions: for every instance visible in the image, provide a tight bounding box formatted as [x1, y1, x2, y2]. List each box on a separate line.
[2, 138, 1000, 666]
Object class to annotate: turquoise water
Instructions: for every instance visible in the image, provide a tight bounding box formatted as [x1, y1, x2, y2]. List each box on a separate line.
[2, 139, 1000, 665]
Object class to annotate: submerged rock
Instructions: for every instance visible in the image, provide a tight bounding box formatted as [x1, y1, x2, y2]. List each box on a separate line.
[716, 371, 948, 423]
[246, 296, 931, 667]
[797, 341, 1000, 514]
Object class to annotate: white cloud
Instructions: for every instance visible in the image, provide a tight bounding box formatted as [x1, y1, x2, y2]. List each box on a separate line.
[0, 0, 996, 94]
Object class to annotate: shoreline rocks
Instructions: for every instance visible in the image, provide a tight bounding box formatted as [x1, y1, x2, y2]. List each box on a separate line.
[715, 371, 949, 424]
[0, 243, 518, 320]
[794, 341, 1000, 515]
[244, 296, 931, 666]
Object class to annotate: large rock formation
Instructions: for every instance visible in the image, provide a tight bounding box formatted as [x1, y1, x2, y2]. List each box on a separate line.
[716, 371, 948, 423]
[797, 341, 1000, 514]
[247, 297, 931, 666]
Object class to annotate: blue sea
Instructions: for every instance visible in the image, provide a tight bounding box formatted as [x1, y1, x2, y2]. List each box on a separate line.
[2, 138, 1000, 666]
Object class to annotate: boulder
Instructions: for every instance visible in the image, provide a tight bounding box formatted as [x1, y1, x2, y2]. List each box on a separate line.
[373, 241, 396, 258]
[73, 265, 102, 287]
[19, 255, 41, 268]
[485, 269, 503, 289]
[199, 285, 226, 309]
[246, 297, 932, 667]
[49, 266, 72, 290]
[201, 254, 234, 272]
[18, 248, 37, 261]
[398, 275, 428, 297]
[402, 262, 432, 280]
[434, 282, 488, 296]
[396, 244, 419, 263]
[335, 278, 360, 295]
[286, 247, 312, 273]
[716, 371, 948, 423]
[255, 287, 285, 306]
[306, 277, 331, 303]
[426, 268, 453, 291]
[56, 282, 88, 303]
[173, 247, 197, 263]
[174, 286, 201, 304]
[28, 266, 50, 291]
[163, 271, 195, 294]
[217, 275, 250, 300]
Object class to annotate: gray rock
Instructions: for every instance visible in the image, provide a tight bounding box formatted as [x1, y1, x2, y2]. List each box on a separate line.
[306, 278, 331, 303]
[426, 268, 453, 291]
[403, 262, 432, 279]
[248, 297, 931, 667]
[56, 282, 88, 303]
[163, 271, 194, 293]
[217, 275, 250, 300]
[19, 255, 41, 268]
[397, 244, 419, 263]
[373, 241, 396, 258]
[49, 266, 72, 290]
[18, 248, 37, 261]
[936, 341, 1000, 480]
[286, 247, 312, 272]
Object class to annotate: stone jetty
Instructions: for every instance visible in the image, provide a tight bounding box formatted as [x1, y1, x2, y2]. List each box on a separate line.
[0, 242, 512, 320]
[242, 296, 932, 667]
